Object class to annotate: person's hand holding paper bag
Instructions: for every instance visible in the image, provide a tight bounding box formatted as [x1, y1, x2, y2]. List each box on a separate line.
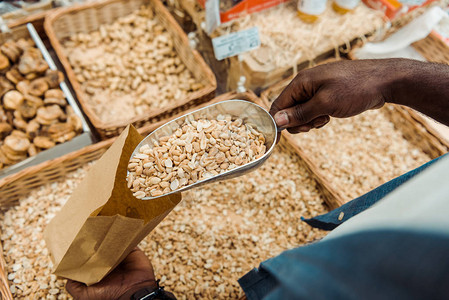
[44, 125, 182, 285]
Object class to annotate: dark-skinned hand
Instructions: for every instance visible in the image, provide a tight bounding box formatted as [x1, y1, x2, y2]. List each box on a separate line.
[269, 59, 396, 133]
[66, 248, 156, 300]
[270, 58, 449, 133]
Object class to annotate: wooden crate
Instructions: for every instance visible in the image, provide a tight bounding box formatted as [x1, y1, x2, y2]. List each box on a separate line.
[0, 91, 343, 299]
[44, 0, 217, 139]
[261, 72, 448, 204]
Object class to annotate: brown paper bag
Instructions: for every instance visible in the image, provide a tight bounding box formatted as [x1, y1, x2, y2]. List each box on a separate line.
[44, 125, 182, 285]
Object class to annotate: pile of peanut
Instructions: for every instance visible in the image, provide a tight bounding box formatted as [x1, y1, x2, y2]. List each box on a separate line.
[127, 114, 267, 198]
[288, 108, 432, 201]
[1, 164, 91, 299]
[0, 38, 83, 170]
[63, 5, 205, 124]
[2, 144, 328, 299]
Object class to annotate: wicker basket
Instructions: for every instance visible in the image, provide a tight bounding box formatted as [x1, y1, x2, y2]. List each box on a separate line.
[44, 0, 217, 139]
[0, 91, 343, 299]
[261, 72, 448, 204]
[412, 31, 449, 64]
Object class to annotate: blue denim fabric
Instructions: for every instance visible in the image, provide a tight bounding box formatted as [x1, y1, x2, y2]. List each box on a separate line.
[302, 153, 448, 230]
[239, 230, 449, 300]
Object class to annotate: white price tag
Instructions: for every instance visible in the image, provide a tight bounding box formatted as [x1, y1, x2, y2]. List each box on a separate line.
[205, 0, 221, 34]
[212, 27, 261, 61]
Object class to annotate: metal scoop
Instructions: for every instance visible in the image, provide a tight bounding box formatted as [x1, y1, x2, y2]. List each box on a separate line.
[129, 99, 278, 200]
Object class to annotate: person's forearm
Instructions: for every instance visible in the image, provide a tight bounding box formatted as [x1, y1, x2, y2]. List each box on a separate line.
[386, 59, 449, 126]
[269, 58, 449, 133]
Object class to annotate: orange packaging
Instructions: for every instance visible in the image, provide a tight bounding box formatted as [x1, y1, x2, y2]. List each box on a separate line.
[198, 0, 289, 23]
[362, 0, 437, 19]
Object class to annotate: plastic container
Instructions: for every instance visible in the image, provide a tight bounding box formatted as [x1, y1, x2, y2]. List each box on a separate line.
[297, 0, 327, 23]
[332, 0, 360, 14]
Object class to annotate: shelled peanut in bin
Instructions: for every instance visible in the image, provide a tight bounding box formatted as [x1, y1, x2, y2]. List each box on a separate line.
[127, 114, 267, 198]
[62, 5, 205, 125]
[1, 142, 327, 299]
[263, 85, 432, 202]
[0, 38, 82, 170]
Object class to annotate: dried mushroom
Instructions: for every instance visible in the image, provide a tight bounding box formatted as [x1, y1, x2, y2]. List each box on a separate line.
[0, 148, 14, 165]
[48, 122, 73, 139]
[44, 97, 67, 107]
[18, 100, 37, 119]
[26, 119, 40, 139]
[12, 118, 27, 131]
[4, 134, 30, 153]
[59, 131, 76, 143]
[0, 53, 10, 71]
[36, 105, 64, 125]
[24, 93, 44, 108]
[25, 72, 39, 80]
[68, 113, 82, 132]
[18, 48, 48, 75]
[0, 122, 12, 138]
[33, 136, 55, 149]
[2, 132, 30, 162]
[44, 70, 64, 89]
[45, 89, 65, 99]
[0, 38, 82, 170]
[2, 146, 27, 162]
[16, 80, 30, 95]
[3, 90, 24, 110]
[6, 68, 25, 84]
[29, 78, 49, 96]
[15, 38, 34, 52]
[0, 108, 7, 123]
[5, 110, 13, 125]
[28, 144, 38, 156]
[0, 76, 14, 98]
[1, 40, 22, 63]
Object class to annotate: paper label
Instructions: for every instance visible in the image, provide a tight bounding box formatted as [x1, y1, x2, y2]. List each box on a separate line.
[205, 0, 221, 34]
[212, 27, 261, 61]
[297, 0, 327, 15]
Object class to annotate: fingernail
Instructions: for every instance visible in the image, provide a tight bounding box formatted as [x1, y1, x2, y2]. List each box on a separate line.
[274, 112, 289, 127]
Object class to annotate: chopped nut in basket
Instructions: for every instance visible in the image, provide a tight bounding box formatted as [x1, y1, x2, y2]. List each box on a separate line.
[0, 38, 83, 170]
[127, 115, 267, 198]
